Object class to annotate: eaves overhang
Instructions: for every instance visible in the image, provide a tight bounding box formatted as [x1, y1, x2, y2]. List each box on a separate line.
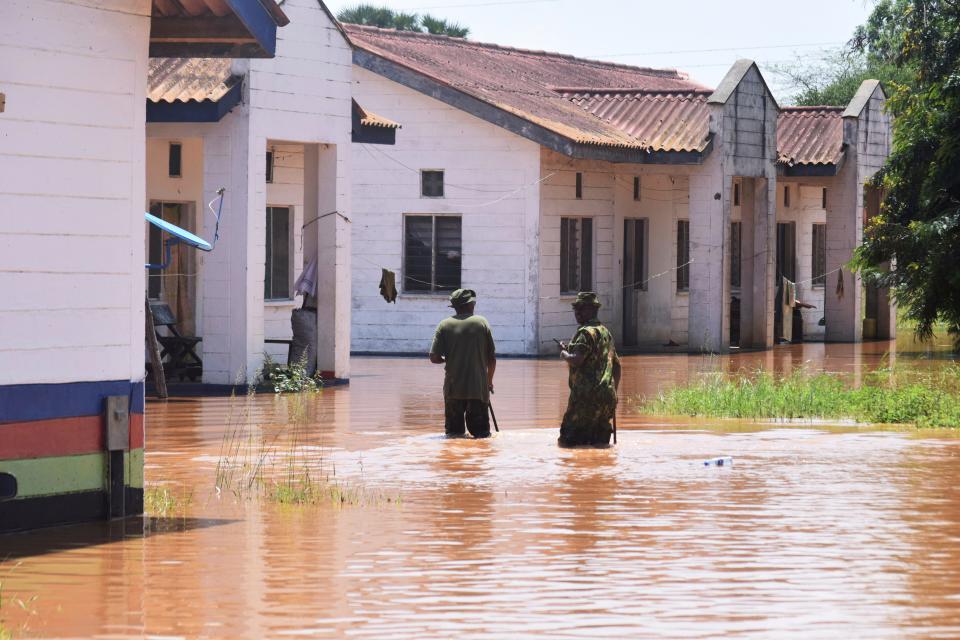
[150, 0, 290, 58]
[353, 49, 713, 165]
[146, 80, 243, 123]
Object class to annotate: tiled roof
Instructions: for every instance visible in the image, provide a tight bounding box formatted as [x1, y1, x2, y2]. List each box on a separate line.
[777, 106, 845, 166]
[562, 90, 712, 153]
[148, 58, 238, 103]
[345, 24, 711, 150]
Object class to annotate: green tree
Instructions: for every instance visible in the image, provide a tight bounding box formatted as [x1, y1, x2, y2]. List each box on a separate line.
[852, 0, 960, 350]
[337, 4, 470, 37]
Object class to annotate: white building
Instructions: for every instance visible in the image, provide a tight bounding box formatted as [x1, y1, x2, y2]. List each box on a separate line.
[0, 0, 287, 531]
[145, 0, 370, 384]
[345, 26, 892, 356]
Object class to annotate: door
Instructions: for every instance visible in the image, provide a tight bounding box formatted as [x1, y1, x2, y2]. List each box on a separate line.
[622, 219, 646, 347]
[148, 202, 196, 335]
[774, 222, 796, 341]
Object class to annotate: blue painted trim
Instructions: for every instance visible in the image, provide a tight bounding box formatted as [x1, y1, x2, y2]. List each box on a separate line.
[146, 82, 242, 124]
[0, 381, 144, 424]
[225, 0, 277, 57]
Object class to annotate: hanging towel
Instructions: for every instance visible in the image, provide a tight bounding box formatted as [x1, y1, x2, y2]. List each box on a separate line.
[785, 278, 797, 308]
[379, 268, 398, 303]
[295, 256, 318, 298]
[835, 268, 845, 299]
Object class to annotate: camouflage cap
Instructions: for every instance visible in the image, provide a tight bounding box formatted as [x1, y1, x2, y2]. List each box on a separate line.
[571, 291, 601, 308]
[449, 288, 477, 307]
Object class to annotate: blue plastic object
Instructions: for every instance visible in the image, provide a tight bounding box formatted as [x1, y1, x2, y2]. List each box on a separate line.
[145, 213, 212, 251]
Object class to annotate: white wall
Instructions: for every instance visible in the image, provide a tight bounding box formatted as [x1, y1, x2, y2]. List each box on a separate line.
[350, 67, 541, 355]
[0, 0, 151, 386]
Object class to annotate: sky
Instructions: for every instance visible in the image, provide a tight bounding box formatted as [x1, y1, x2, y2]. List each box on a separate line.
[322, 0, 876, 102]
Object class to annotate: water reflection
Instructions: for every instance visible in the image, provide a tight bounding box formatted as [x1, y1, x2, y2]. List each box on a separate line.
[1, 344, 959, 638]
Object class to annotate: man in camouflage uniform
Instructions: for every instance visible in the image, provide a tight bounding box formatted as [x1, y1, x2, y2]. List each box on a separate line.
[557, 292, 622, 447]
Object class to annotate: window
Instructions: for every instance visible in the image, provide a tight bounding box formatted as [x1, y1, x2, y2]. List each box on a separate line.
[822, 187, 828, 209]
[633, 176, 641, 201]
[623, 218, 646, 291]
[421, 170, 444, 198]
[784, 185, 791, 207]
[168, 143, 182, 178]
[731, 221, 742, 289]
[812, 223, 827, 286]
[575, 172, 583, 199]
[404, 215, 461, 292]
[677, 220, 690, 292]
[266, 151, 274, 184]
[560, 217, 592, 293]
[264, 206, 291, 300]
[734, 181, 741, 207]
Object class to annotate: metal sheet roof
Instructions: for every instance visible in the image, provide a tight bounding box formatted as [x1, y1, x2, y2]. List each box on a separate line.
[563, 90, 712, 153]
[152, 0, 288, 24]
[148, 58, 238, 103]
[777, 107, 845, 166]
[345, 24, 711, 151]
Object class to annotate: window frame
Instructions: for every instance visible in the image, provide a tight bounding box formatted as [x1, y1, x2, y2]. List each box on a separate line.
[575, 172, 583, 200]
[784, 184, 791, 208]
[402, 213, 462, 294]
[168, 142, 182, 178]
[730, 220, 742, 291]
[147, 201, 189, 300]
[420, 169, 445, 198]
[265, 150, 274, 184]
[812, 223, 827, 288]
[264, 205, 293, 301]
[633, 176, 641, 201]
[676, 219, 690, 292]
[560, 216, 594, 295]
[733, 181, 741, 207]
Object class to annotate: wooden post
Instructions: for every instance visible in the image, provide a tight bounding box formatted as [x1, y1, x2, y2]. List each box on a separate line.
[145, 299, 168, 398]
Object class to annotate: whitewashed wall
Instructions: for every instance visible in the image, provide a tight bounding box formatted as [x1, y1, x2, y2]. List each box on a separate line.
[350, 67, 541, 355]
[776, 182, 827, 339]
[0, 0, 151, 385]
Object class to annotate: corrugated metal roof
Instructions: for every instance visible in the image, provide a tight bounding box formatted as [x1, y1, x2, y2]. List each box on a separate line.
[345, 24, 711, 150]
[358, 108, 401, 129]
[148, 58, 238, 103]
[563, 90, 712, 153]
[777, 107, 844, 166]
[152, 0, 289, 25]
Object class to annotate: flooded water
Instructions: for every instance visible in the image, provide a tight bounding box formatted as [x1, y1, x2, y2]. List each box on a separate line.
[3, 342, 960, 638]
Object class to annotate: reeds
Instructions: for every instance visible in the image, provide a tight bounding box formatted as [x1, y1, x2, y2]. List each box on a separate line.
[643, 362, 960, 428]
[0, 563, 38, 639]
[144, 485, 194, 517]
[214, 372, 396, 507]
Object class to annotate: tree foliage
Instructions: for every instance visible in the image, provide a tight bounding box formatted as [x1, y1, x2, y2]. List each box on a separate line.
[852, 0, 960, 350]
[337, 4, 469, 37]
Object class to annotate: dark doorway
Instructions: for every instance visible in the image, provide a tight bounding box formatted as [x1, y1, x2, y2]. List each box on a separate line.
[622, 219, 646, 347]
[774, 221, 796, 341]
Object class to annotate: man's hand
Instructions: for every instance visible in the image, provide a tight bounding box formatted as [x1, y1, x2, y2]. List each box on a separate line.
[488, 384, 495, 394]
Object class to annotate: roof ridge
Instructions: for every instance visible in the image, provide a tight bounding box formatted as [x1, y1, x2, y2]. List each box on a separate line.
[557, 87, 713, 96]
[342, 23, 692, 81]
[780, 105, 844, 112]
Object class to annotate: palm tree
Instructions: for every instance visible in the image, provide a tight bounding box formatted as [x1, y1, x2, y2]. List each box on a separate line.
[421, 14, 469, 37]
[337, 4, 469, 37]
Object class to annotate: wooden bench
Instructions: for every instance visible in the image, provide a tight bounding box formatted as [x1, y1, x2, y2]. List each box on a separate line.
[149, 301, 202, 381]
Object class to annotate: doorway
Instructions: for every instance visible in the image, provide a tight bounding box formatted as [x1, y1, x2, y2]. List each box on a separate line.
[774, 221, 796, 341]
[622, 218, 646, 347]
[147, 201, 197, 335]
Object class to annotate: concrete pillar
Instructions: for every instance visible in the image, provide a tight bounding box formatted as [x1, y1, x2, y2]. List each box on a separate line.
[735, 176, 774, 350]
[825, 140, 862, 342]
[688, 153, 730, 353]
[200, 112, 264, 384]
[305, 144, 351, 380]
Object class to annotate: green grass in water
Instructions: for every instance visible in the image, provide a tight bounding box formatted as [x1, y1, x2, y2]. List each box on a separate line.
[144, 486, 194, 517]
[644, 364, 960, 428]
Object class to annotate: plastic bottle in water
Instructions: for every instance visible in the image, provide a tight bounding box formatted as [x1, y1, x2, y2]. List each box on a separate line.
[704, 456, 733, 467]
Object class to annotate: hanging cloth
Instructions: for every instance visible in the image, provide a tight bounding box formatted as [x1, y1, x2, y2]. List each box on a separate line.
[379, 268, 398, 303]
[835, 268, 845, 300]
[295, 256, 319, 298]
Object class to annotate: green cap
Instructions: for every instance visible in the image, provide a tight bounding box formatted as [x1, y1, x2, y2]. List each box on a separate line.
[449, 288, 477, 307]
[571, 291, 601, 308]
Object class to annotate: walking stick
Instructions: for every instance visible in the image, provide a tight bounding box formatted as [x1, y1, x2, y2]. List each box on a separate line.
[488, 401, 500, 432]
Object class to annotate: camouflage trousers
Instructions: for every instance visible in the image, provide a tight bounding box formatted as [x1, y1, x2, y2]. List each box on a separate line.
[558, 388, 617, 447]
[444, 398, 491, 439]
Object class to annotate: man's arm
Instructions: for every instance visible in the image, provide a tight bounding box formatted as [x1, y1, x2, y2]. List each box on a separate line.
[487, 355, 496, 392]
[430, 353, 444, 364]
[429, 326, 444, 364]
[612, 351, 622, 390]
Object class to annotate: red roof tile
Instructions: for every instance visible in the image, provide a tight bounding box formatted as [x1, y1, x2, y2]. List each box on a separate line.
[563, 90, 712, 153]
[345, 24, 711, 150]
[777, 107, 845, 166]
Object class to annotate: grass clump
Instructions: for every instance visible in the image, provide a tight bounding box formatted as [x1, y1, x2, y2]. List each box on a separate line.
[260, 354, 324, 394]
[215, 376, 396, 508]
[144, 485, 194, 517]
[644, 364, 960, 428]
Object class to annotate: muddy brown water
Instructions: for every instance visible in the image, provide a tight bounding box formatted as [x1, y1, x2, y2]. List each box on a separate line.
[3, 342, 960, 638]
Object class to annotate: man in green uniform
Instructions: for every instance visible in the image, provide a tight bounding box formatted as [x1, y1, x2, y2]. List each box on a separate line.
[557, 292, 621, 447]
[430, 289, 497, 438]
